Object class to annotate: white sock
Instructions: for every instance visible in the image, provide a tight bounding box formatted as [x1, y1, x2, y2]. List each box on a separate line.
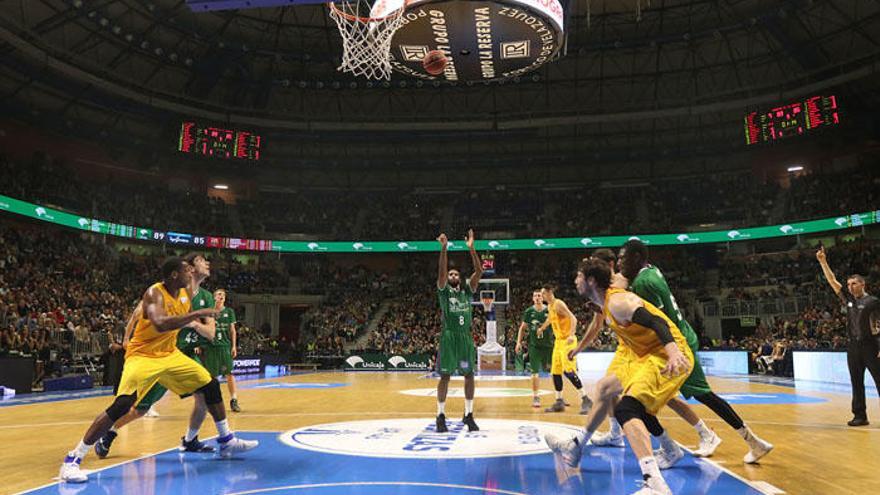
[657, 431, 678, 452]
[465, 399, 474, 415]
[437, 401, 446, 415]
[556, 391, 563, 400]
[231, 393, 237, 400]
[638, 456, 666, 488]
[109, 426, 118, 434]
[609, 417, 622, 436]
[215, 419, 231, 440]
[578, 387, 588, 398]
[694, 420, 713, 440]
[70, 440, 92, 459]
[737, 425, 761, 447]
[185, 426, 200, 442]
[578, 428, 595, 446]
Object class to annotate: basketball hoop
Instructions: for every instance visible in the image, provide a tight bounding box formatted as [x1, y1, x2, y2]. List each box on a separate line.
[480, 290, 495, 313]
[327, 0, 408, 80]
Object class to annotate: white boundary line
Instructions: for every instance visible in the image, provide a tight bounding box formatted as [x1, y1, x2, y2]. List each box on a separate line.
[226, 481, 529, 495]
[676, 443, 772, 495]
[14, 443, 184, 495]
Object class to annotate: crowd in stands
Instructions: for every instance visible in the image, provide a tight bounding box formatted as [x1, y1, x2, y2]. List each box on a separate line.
[0, 219, 287, 389]
[2, 151, 879, 379]
[3, 151, 877, 241]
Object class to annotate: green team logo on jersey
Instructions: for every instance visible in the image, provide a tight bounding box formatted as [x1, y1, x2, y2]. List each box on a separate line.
[439, 285, 472, 332]
[212, 308, 235, 346]
[523, 306, 551, 347]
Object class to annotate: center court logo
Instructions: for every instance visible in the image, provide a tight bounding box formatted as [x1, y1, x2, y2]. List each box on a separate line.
[280, 419, 581, 459]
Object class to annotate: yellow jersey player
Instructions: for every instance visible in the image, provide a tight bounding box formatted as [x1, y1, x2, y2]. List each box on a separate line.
[59, 257, 258, 484]
[538, 285, 591, 414]
[545, 258, 692, 495]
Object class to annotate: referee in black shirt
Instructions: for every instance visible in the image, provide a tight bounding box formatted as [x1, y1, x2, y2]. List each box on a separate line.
[817, 246, 880, 426]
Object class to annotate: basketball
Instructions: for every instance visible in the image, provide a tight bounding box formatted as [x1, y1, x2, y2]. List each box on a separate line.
[422, 50, 448, 76]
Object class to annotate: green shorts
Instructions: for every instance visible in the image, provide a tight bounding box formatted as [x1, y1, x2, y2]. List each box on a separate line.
[529, 344, 553, 374]
[202, 346, 234, 377]
[437, 329, 476, 376]
[679, 339, 712, 399]
[134, 352, 202, 411]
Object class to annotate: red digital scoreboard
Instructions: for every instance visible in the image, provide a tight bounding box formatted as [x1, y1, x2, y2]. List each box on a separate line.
[744, 95, 839, 145]
[178, 121, 262, 160]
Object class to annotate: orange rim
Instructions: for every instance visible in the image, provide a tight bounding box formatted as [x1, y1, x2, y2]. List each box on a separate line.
[327, 0, 407, 23]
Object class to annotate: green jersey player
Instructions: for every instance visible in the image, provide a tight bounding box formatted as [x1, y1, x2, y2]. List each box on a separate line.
[619, 239, 773, 464]
[435, 229, 482, 433]
[207, 289, 240, 412]
[516, 291, 552, 408]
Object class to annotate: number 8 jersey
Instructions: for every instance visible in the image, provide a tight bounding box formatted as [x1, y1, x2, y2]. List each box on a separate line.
[438, 284, 474, 335]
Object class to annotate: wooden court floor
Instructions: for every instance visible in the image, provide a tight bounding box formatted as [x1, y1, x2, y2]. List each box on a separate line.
[1, 371, 879, 495]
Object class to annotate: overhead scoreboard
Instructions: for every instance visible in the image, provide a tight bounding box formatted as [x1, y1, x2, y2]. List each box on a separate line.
[178, 121, 262, 160]
[744, 95, 839, 145]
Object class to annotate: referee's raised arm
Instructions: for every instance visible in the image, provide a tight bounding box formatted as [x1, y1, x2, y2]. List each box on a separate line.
[816, 245, 842, 295]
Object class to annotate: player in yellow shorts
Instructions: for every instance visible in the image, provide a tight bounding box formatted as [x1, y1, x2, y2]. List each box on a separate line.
[538, 285, 591, 414]
[545, 258, 692, 495]
[59, 257, 258, 484]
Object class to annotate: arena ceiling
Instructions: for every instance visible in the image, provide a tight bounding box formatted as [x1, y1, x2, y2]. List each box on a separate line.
[1, 0, 879, 164]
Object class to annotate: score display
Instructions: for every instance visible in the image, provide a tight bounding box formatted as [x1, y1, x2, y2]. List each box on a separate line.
[744, 95, 839, 145]
[178, 121, 262, 160]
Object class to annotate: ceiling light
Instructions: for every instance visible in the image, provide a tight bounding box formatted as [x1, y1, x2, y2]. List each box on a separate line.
[787, 165, 804, 172]
[213, 184, 229, 190]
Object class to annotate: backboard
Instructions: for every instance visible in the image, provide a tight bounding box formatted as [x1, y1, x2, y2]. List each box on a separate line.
[473, 278, 509, 306]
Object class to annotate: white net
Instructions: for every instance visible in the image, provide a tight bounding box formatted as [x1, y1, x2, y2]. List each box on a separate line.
[328, 0, 408, 80]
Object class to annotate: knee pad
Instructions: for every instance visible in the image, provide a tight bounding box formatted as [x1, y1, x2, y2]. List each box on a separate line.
[643, 413, 664, 437]
[552, 374, 563, 391]
[197, 378, 223, 405]
[613, 396, 646, 427]
[106, 394, 136, 422]
[564, 371, 583, 389]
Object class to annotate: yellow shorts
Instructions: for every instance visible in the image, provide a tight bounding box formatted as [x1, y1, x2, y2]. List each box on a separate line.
[605, 344, 637, 385]
[551, 337, 578, 375]
[117, 349, 212, 407]
[619, 347, 694, 415]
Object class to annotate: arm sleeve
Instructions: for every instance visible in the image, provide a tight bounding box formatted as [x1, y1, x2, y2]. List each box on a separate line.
[631, 307, 674, 345]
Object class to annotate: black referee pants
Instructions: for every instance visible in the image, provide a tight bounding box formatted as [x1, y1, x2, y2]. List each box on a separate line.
[847, 340, 880, 419]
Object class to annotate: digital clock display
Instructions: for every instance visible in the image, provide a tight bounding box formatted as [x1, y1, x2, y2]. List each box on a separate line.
[744, 95, 839, 145]
[178, 121, 262, 160]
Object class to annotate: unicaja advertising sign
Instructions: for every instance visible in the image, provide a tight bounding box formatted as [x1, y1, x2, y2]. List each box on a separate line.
[344, 353, 431, 371]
